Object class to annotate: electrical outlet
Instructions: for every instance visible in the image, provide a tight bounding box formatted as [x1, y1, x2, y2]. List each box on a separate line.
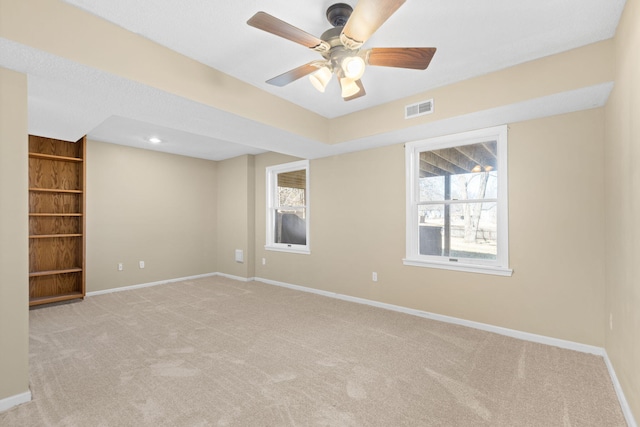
[139, 261, 145, 269]
[262, 258, 266, 265]
[118, 263, 123, 271]
[372, 272, 378, 282]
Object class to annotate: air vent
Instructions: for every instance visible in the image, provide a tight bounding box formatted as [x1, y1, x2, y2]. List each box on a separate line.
[405, 99, 434, 119]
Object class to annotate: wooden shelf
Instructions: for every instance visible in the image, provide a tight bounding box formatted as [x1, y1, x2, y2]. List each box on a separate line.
[29, 152, 83, 162]
[29, 292, 84, 307]
[29, 213, 83, 217]
[28, 135, 86, 306]
[29, 187, 83, 194]
[29, 268, 83, 277]
[30, 234, 83, 239]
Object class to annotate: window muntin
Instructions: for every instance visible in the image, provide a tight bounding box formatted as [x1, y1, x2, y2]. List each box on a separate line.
[405, 126, 511, 276]
[266, 160, 310, 254]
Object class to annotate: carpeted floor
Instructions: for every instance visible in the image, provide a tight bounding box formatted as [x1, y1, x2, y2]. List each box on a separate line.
[0, 276, 626, 426]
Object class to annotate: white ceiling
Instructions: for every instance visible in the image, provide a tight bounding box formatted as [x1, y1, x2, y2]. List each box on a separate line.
[0, 0, 627, 160]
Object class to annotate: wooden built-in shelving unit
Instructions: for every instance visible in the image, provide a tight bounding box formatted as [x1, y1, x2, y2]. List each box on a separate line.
[28, 135, 86, 307]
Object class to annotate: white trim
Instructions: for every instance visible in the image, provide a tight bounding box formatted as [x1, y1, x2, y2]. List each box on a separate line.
[603, 350, 638, 427]
[86, 272, 261, 297]
[264, 245, 311, 255]
[403, 258, 513, 276]
[215, 272, 255, 282]
[254, 276, 601, 354]
[0, 390, 31, 413]
[86, 273, 218, 296]
[256, 277, 344, 300]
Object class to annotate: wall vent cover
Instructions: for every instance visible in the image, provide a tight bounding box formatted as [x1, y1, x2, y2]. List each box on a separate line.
[405, 99, 434, 119]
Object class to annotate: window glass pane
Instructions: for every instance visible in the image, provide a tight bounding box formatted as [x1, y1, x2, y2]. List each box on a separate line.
[275, 168, 307, 244]
[418, 205, 443, 256]
[449, 172, 498, 200]
[420, 172, 497, 201]
[419, 176, 444, 202]
[277, 170, 306, 208]
[418, 202, 497, 259]
[449, 202, 497, 260]
[275, 208, 306, 245]
[419, 141, 498, 201]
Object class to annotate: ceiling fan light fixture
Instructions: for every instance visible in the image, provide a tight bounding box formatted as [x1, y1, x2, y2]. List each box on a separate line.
[309, 66, 333, 92]
[340, 77, 360, 98]
[341, 55, 365, 80]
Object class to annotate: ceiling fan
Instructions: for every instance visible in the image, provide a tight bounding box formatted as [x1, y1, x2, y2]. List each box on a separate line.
[247, 0, 436, 101]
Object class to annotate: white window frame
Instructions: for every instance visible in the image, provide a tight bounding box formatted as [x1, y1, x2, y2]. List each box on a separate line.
[404, 125, 512, 276]
[265, 160, 310, 254]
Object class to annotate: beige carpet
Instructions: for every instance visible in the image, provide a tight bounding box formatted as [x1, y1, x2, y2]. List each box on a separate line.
[0, 276, 626, 426]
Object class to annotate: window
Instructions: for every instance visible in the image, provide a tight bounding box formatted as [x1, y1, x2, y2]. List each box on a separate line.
[404, 125, 512, 276]
[266, 160, 310, 254]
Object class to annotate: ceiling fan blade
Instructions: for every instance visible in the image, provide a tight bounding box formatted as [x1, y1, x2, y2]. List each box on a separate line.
[248, 12, 329, 51]
[342, 79, 366, 101]
[266, 62, 319, 87]
[341, 0, 406, 49]
[366, 47, 437, 70]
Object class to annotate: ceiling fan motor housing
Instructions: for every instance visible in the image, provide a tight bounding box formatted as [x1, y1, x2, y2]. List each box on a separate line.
[326, 3, 353, 27]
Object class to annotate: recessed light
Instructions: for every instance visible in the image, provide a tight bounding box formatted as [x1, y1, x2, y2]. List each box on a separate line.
[148, 137, 162, 144]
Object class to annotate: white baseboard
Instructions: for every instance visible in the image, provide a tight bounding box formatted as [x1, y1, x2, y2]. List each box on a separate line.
[254, 276, 637, 424]
[0, 390, 31, 413]
[254, 276, 603, 354]
[86, 272, 218, 297]
[603, 350, 638, 427]
[214, 272, 254, 282]
[85, 272, 256, 297]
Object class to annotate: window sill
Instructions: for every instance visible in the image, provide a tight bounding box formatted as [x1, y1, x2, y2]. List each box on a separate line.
[403, 258, 513, 276]
[265, 245, 310, 255]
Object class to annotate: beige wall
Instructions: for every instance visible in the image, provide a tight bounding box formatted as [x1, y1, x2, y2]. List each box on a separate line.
[0, 68, 30, 401]
[604, 0, 640, 421]
[216, 155, 256, 278]
[255, 109, 607, 346]
[86, 141, 217, 292]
